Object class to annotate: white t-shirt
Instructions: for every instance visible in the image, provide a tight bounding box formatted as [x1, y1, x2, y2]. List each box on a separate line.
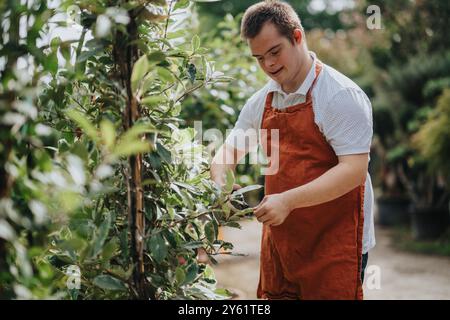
[225, 52, 376, 254]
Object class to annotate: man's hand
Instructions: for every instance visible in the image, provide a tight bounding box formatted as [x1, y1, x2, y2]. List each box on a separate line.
[253, 193, 292, 227]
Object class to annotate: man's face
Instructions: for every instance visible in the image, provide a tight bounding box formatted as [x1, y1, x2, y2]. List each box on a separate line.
[248, 22, 301, 86]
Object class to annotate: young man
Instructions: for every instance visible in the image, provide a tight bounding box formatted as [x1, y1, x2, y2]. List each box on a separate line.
[210, 0, 375, 299]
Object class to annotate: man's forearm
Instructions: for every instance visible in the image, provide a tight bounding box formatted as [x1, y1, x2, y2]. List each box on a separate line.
[282, 162, 367, 210]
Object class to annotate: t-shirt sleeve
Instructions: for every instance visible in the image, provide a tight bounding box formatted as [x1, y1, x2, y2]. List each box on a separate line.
[224, 93, 261, 152]
[322, 88, 373, 156]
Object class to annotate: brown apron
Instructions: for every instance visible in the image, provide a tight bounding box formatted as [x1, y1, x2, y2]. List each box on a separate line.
[257, 60, 365, 300]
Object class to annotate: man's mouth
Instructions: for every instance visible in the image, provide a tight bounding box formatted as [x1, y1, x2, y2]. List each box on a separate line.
[270, 67, 283, 76]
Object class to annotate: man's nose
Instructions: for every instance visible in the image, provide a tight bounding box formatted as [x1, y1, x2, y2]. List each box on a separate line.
[265, 56, 276, 69]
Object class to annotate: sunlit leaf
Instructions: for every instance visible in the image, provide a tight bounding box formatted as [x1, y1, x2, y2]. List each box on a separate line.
[232, 184, 263, 196]
[147, 51, 166, 63]
[131, 55, 150, 93]
[191, 35, 200, 52]
[141, 95, 165, 107]
[113, 140, 153, 157]
[175, 267, 186, 285]
[100, 120, 116, 150]
[66, 109, 99, 142]
[157, 67, 175, 83]
[224, 169, 235, 194]
[174, 0, 190, 11]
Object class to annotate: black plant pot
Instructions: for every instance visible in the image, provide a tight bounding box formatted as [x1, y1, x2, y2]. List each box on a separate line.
[410, 205, 450, 241]
[376, 196, 411, 226]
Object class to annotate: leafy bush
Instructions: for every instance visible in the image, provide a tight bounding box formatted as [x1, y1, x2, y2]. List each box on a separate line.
[0, 0, 260, 299]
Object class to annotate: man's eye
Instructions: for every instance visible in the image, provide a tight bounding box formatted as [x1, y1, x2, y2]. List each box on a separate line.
[271, 51, 279, 56]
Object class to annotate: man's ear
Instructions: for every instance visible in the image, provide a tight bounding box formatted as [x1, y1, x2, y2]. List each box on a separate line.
[293, 29, 303, 45]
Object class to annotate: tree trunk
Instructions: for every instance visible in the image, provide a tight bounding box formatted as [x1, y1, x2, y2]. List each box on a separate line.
[126, 17, 147, 299]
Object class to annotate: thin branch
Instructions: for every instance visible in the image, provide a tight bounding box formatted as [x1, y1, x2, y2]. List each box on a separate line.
[161, 0, 175, 51]
[175, 82, 205, 103]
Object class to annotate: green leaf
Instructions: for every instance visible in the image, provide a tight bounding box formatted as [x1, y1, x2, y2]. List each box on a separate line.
[156, 142, 172, 164]
[167, 207, 175, 220]
[221, 202, 231, 220]
[66, 109, 98, 142]
[93, 275, 127, 291]
[102, 237, 119, 261]
[77, 47, 104, 63]
[148, 152, 162, 169]
[183, 263, 199, 285]
[167, 30, 187, 40]
[91, 212, 111, 257]
[180, 189, 195, 210]
[188, 63, 196, 83]
[60, 42, 71, 62]
[69, 289, 79, 300]
[174, 0, 190, 11]
[50, 36, 62, 52]
[100, 120, 116, 150]
[147, 51, 166, 63]
[204, 221, 216, 244]
[232, 184, 263, 196]
[224, 169, 235, 194]
[113, 140, 153, 157]
[173, 181, 199, 194]
[214, 288, 232, 299]
[224, 221, 241, 229]
[203, 264, 215, 281]
[141, 95, 165, 107]
[58, 139, 71, 153]
[191, 35, 200, 52]
[157, 67, 175, 83]
[175, 267, 186, 286]
[120, 123, 157, 144]
[170, 183, 183, 199]
[131, 55, 149, 92]
[107, 266, 133, 281]
[183, 241, 204, 250]
[113, 123, 156, 157]
[70, 141, 89, 162]
[43, 52, 58, 76]
[148, 234, 168, 263]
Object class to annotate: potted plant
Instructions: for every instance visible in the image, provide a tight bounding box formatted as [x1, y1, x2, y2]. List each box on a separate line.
[373, 51, 450, 237]
[372, 107, 411, 226]
[411, 89, 450, 240]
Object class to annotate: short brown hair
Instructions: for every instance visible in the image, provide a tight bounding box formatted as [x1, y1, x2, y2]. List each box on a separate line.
[241, 0, 303, 44]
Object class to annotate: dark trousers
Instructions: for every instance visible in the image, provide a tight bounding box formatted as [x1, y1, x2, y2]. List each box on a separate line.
[361, 253, 369, 284]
